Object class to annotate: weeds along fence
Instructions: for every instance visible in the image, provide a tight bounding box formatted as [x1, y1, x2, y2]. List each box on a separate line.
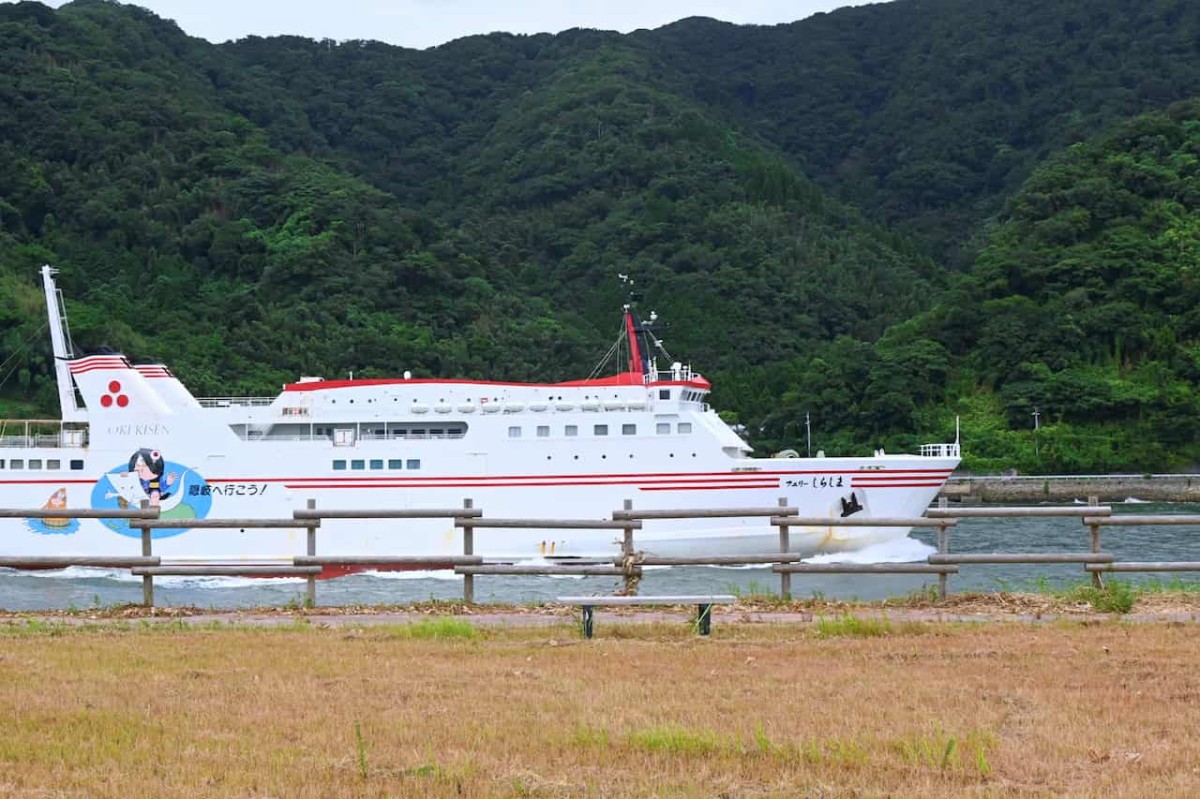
[4, 497, 1200, 607]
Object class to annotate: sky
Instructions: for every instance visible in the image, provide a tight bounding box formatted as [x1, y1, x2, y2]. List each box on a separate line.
[24, 0, 883, 49]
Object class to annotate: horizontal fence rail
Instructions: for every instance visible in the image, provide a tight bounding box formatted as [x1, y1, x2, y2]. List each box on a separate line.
[3, 494, 1200, 609]
[927, 506, 1114, 518]
[0, 508, 159, 519]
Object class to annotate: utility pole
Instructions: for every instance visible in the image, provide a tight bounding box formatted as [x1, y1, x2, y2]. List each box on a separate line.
[805, 412, 811, 458]
[1032, 406, 1041, 460]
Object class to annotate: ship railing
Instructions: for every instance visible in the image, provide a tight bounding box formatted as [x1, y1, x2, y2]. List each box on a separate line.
[919, 442, 960, 458]
[360, 431, 467, 441]
[240, 433, 323, 442]
[198, 396, 276, 408]
[0, 420, 89, 449]
[17, 497, 1200, 614]
[646, 365, 700, 384]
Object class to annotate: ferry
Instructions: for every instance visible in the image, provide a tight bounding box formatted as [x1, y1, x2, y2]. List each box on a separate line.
[0, 266, 960, 574]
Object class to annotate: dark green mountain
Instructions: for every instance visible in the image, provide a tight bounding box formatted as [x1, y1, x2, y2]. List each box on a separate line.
[2, 0, 1199, 472]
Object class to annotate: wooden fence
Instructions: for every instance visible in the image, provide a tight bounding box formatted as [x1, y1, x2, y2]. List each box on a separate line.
[2, 496, 1200, 607]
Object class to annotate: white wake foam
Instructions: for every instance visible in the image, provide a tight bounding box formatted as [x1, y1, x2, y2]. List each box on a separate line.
[358, 569, 460, 581]
[803, 536, 936, 564]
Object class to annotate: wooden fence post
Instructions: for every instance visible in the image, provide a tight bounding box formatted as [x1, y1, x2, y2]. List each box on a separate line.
[621, 499, 637, 595]
[777, 497, 791, 600]
[1088, 495, 1104, 588]
[462, 498, 474, 603]
[937, 496, 950, 601]
[305, 498, 317, 608]
[139, 500, 154, 608]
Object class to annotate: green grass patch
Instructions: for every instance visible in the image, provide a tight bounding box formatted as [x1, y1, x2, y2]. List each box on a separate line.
[1063, 581, 1136, 614]
[383, 618, 480, 640]
[813, 614, 894, 638]
[627, 724, 726, 755]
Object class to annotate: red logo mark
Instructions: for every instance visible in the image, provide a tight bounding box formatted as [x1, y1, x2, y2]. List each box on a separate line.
[101, 380, 129, 409]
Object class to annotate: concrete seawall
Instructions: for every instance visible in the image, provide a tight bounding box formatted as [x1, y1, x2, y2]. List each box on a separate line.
[939, 475, 1200, 504]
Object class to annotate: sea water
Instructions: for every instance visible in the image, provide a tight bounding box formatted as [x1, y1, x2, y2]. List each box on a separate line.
[3, 501, 1199, 611]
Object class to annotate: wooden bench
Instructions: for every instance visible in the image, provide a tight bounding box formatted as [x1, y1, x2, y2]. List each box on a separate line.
[556, 594, 737, 639]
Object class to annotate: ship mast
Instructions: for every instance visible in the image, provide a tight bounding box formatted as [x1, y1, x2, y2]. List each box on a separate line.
[623, 304, 643, 376]
[40, 265, 84, 422]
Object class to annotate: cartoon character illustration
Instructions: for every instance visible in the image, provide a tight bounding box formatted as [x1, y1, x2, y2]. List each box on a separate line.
[100, 448, 184, 511]
[41, 487, 71, 528]
[123, 448, 179, 508]
[24, 487, 80, 535]
[92, 452, 211, 538]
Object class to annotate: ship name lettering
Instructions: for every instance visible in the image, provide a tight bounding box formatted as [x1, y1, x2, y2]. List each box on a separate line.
[783, 476, 845, 489]
[107, 423, 171, 436]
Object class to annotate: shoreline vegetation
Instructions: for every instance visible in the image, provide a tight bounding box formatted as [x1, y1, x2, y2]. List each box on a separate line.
[3, 592, 1200, 797]
[5, 3, 1200, 473]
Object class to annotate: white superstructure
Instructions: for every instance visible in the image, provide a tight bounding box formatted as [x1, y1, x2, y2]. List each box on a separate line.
[0, 266, 960, 573]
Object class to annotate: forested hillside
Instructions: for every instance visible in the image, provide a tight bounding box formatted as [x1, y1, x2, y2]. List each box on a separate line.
[1, 0, 1199, 473]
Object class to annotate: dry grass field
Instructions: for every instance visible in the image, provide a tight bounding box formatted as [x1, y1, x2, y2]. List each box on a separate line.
[1, 611, 1198, 798]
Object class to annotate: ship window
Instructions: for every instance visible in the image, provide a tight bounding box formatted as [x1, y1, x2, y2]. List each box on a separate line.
[594, 424, 608, 436]
[10, 460, 22, 469]
[508, 426, 521, 438]
[406, 459, 421, 470]
[388, 459, 403, 470]
[70, 460, 84, 470]
[656, 422, 670, 435]
[333, 460, 347, 470]
[47, 460, 61, 470]
[622, 424, 636, 436]
[28, 459, 42, 469]
[0, 459, 4, 468]
[659, 389, 670, 400]
[537, 425, 550, 438]
[351, 459, 365, 470]
[678, 423, 692, 434]
[565, 425, 578, 437]
[370, 459, 384, 470]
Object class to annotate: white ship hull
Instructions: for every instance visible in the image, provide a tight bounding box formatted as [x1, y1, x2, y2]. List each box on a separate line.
[0, 267, 960, 574]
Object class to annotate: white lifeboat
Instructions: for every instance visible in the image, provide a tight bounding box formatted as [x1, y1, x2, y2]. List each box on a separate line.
[503, 402, 525, 413]
[411, 403, 430, 414]
[580, 399, 600, 411]
[602, 399, 626, 411]
[434, 402, 452, 414]
[626, 398, 647, 410]
[529, 402, 548, 412]
[457, 402, 477, 413]
[554, 401, 575, 411]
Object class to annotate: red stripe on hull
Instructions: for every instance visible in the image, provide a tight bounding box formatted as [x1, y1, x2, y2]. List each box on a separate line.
[639, 484, 780, 491]
[281, 479, 781, 489]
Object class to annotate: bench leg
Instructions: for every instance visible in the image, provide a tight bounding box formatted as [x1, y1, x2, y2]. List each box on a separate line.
[697, 603, 713, 636]
[582, 605, 594, 639]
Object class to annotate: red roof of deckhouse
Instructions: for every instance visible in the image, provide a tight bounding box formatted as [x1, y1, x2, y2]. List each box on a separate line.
[282, 371, 712, 392]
